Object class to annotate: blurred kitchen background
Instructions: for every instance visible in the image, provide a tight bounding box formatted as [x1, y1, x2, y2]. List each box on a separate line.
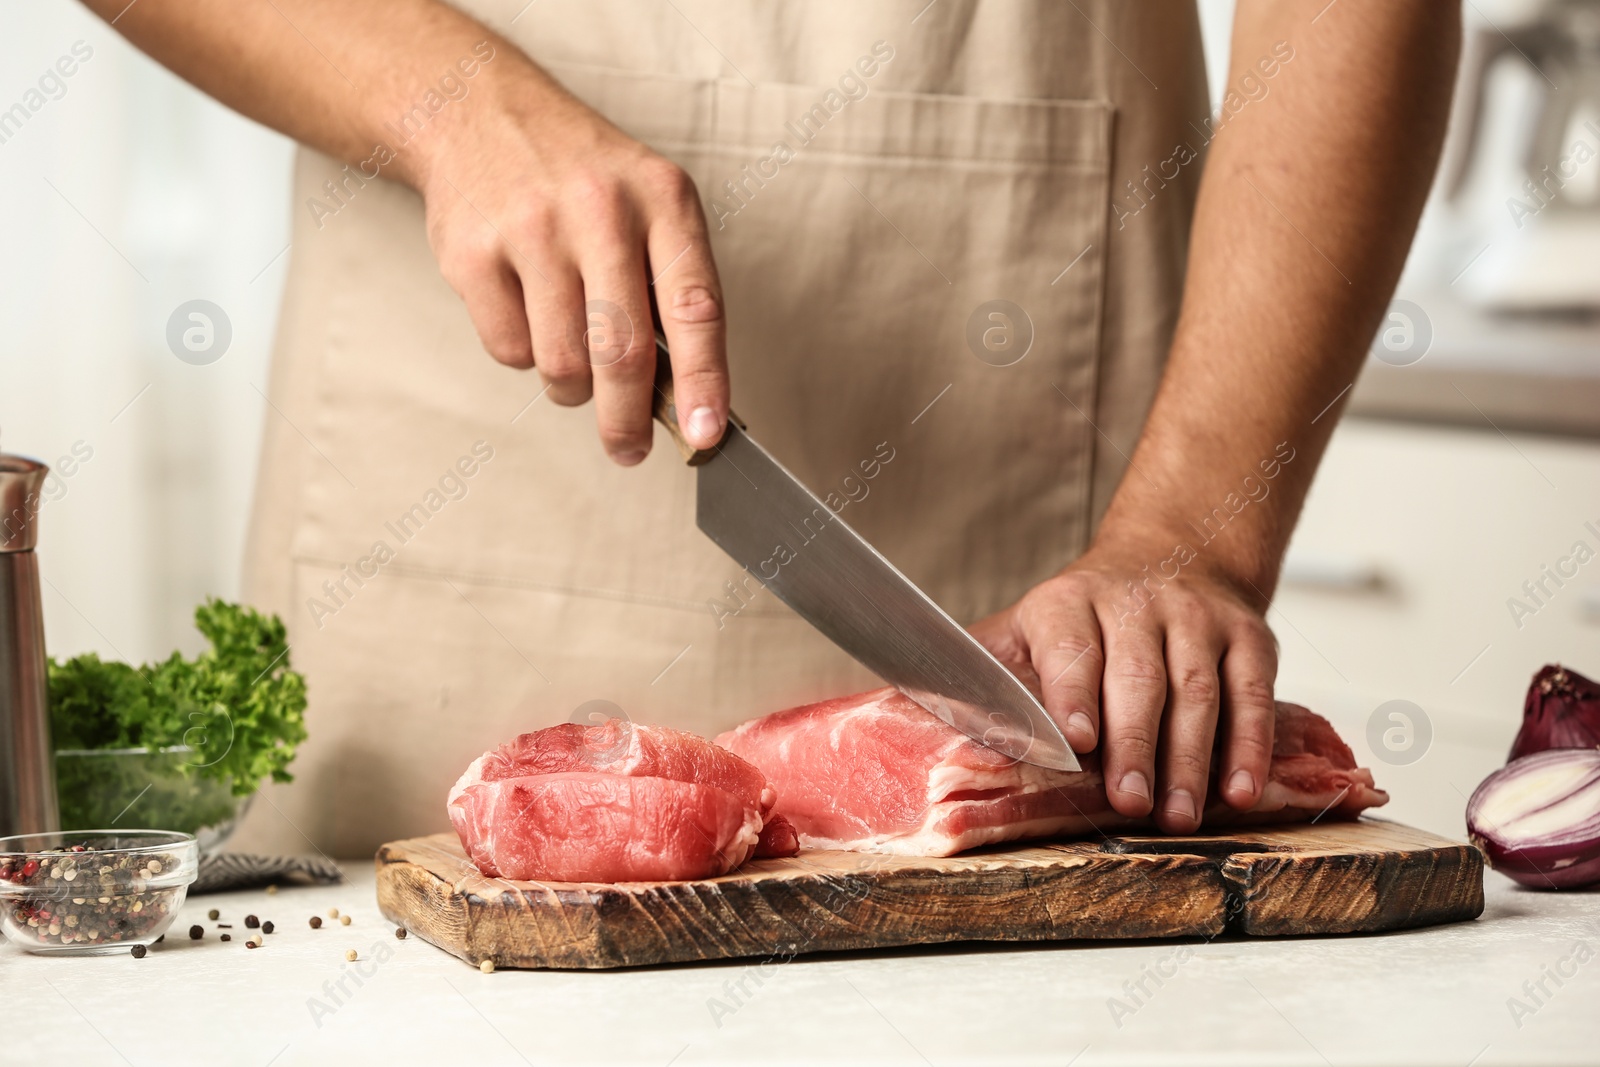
[4, 1, 1598, 841]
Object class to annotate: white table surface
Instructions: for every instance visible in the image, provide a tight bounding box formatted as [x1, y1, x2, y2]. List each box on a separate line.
[4, 860, 1597, 1067]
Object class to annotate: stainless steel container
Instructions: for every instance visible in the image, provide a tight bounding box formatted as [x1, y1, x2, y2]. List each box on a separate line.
[0, 454, 58, 835]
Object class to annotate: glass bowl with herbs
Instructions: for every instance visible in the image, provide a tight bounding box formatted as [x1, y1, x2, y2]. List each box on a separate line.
[0, 830, 199, 954]
[55, 747, 251, 855]
[48, 600, 307, 855]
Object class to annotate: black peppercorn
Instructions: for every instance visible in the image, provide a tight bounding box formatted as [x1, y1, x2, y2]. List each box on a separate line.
[130, 944, 147, 959]
[244, 914, 260, 929]
[220, 934, 231, 942]
[188, 924, 204, 940]
[395, 927, 407, 940]
[309, 916, 322, 929]
[261, 921, 275, 934]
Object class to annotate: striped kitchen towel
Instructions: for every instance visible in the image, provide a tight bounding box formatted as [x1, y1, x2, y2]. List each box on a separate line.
[192, 853, 345, 894]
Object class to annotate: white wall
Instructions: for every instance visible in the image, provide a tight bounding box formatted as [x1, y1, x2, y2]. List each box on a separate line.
[1195, 0, 1237, 108]
[1, 3, 293, 663]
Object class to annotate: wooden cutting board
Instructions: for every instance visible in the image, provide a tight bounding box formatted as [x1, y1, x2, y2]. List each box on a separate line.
[374, 819, 1483, 970]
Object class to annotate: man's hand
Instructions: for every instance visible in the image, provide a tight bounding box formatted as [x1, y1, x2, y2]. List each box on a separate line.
[83, 0, 730, 466]
[971, 542, 1278, 834]
[416, 72, 729, 466]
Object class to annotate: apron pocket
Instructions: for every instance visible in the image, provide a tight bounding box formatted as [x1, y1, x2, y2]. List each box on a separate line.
[702, 77, 1114, 620]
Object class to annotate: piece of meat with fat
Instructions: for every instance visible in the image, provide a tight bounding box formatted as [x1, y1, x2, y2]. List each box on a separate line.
[452, 772, 763, 883]
[450, 718, 795, 882]
[716, 687, 1388, 856]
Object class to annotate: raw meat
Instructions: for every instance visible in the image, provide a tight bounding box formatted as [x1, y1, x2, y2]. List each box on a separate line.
[716, 687, 1388, 856]
[450, 718, 795, 882]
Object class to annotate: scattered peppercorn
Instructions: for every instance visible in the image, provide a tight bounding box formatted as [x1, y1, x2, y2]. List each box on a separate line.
[395, 927, 407, 940]
[480, 959, 495, 974]
[327, 908, 340, 919]
[309, 916, 322, 929]
[247, 934, 263, 947]
[339, 915, 351, 926]
[207, 909, 220, 920]
[220, 934, 231, 942]
[266, 884, 278, 895]
[246, 940, 259, 950]
[189, 925, 204, 940]
[345, 949, 358, 962]
[244, 914, 260, 929]
[262, 921, 275, 934]
[130, 944, 147, 959]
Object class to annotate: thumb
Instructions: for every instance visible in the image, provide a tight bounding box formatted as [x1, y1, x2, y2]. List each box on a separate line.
[969, 608, 1044, 698]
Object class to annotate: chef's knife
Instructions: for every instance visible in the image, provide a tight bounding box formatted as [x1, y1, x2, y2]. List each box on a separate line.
[651, 340, 1079, 771]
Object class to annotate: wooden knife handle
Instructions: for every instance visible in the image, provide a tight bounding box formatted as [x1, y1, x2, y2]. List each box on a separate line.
[651, 335, 743, 466]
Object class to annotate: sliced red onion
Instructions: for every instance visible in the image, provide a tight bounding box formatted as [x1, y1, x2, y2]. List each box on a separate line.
[1467, 748, 1600, 890]
[1510, 664, 1600, 761]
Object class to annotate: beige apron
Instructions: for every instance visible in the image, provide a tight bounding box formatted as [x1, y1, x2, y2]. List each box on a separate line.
[230, 1, 1209, 857]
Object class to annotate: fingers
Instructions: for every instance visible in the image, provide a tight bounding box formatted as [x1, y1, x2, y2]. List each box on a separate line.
[966, 609, 1042, 694]
[1002, 560, 1276, 829]
[646, 166, 728, 450]
[1021, 587, 1104, 754]
[1153, 625, 1224, 834]
[1097, 619, 1167, 819]
[1218, 620, 1279, 810]
[582, 253, 656, 463]
[444, 244, 536, 371]
[523, 265, 590, 406]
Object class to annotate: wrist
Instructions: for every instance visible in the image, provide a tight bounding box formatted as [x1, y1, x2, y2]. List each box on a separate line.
[371, 35, 543, 192]
[405, 54, 632, 203]
[1082, 515, 1283, 612]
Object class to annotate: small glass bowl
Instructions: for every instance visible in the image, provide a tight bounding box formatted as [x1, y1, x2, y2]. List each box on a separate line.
[0, 830, 199, 955]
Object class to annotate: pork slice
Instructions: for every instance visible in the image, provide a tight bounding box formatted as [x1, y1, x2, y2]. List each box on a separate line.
[450, 718, 788, 881]
[451, 772, 763, 882]
[716, 687, 1388, 857]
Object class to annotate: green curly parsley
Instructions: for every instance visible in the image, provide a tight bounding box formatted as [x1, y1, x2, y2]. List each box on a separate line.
[49, 599, 308, 799]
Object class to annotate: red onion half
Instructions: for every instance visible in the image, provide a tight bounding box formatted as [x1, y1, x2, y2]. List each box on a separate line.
[1467, 748, 1600, 890]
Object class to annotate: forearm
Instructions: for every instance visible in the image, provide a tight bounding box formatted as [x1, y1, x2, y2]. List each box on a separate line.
[1096, 0, 1460, 602]
[80, 0, 551, 190]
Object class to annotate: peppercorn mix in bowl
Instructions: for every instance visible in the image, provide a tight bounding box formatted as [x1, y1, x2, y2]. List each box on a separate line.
[0, 830, 199, 955]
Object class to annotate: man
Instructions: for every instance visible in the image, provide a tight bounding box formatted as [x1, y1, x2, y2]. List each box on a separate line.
[86, 0, 1458, 856]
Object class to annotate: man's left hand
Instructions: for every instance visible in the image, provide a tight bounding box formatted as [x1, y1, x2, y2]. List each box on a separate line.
[970, 538, 1278, 834]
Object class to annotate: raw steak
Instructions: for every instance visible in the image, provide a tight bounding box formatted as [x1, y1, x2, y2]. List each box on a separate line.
[450, 718, 795, 882]
[716, 687, 1388, 856]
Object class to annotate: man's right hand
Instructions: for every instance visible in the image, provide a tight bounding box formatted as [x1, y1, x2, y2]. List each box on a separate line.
[412, 63, 730, 465]
[85, 0, 730, 466]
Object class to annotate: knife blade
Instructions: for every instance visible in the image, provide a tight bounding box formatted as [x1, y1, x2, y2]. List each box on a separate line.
[651, 343, 1079, 771]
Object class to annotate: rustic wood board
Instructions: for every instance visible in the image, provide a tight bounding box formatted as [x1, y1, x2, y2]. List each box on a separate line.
[374, 819, 1483, 970]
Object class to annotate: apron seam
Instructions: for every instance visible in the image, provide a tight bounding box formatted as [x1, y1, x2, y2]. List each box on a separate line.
[1079, 107, 1119, 554]
[547, 56, 1116, 112]
[698, 149, 1109, 170]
